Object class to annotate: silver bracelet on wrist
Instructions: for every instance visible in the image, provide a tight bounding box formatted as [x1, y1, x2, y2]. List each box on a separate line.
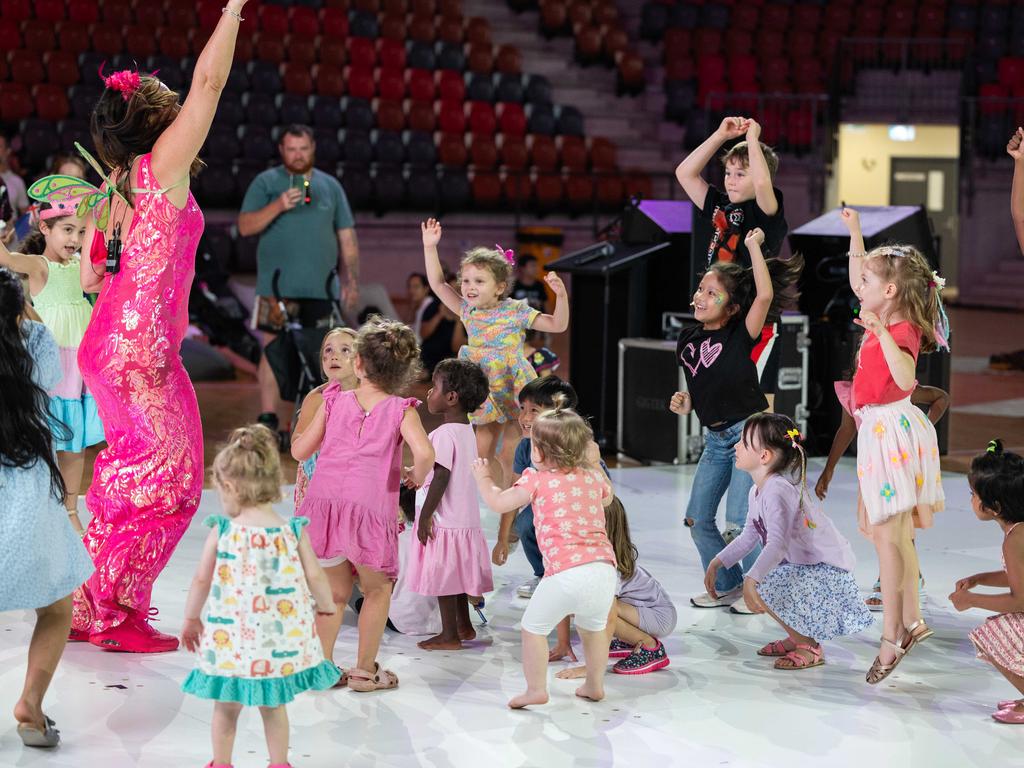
[222, 6, 244, 22]
[848, 250, 866, 258]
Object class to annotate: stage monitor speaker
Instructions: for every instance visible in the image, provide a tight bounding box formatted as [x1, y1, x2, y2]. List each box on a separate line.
[548, 223, 687, 446]
[788, 205, 937, 322]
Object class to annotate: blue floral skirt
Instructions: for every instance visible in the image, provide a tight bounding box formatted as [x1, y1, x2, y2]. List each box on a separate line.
[757, 563, 873, 641]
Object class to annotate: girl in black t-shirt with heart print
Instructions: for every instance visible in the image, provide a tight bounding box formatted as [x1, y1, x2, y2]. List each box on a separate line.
[669, 229, 804, 612]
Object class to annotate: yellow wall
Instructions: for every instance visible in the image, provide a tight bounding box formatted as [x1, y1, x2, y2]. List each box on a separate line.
[832, 124, 960, 208]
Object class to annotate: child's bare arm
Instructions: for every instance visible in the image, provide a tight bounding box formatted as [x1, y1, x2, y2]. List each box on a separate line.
[181, 529, 220, 651]
[951, 535, 1024, 613]
[530, 272, 569, 333]
[291, 387, 325, 446]
[290, 401, 326, 461]
[911, 385, 950, 424]
[416, 464, 450, 545]
[1009, 128, 1024, 255]
[421, 218, 463, 314]
[841, 208, 866, 291]
[400, 407, 435, 487]
[857, 311, 917, 391]
[743, 228, 773, 340]
[472, 459, 532, 513]
[0, 241, 46, 296]
[296, 529, 335, 612]
[744, 120, 779, 216]
[816, 409, 856, 500]
[675, 116, 746, 208]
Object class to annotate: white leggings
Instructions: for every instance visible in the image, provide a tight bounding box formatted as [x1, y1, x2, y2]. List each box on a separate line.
[520, 561, 616, 635]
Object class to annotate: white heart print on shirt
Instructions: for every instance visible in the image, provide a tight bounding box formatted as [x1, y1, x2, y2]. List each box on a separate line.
[680, 338, 723, 376]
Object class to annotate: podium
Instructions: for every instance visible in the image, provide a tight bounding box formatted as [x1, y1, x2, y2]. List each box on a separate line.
[549, 200, 693, 445]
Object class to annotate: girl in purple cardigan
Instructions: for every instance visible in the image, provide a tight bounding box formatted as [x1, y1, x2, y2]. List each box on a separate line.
[704, 413, 873, 670]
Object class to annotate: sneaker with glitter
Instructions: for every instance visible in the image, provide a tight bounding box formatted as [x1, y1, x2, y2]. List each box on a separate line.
[608, 638, 635, 659]
[612, 641, 670, 675]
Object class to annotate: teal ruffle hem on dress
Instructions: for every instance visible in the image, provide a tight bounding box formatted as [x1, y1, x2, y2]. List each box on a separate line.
[181, 659, 340, 706]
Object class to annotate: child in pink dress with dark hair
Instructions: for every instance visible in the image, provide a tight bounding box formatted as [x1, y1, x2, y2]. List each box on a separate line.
[292, 317, 435, 692]
[405, 359, 494, 651]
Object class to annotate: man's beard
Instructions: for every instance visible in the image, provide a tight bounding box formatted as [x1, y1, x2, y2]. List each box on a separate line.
[285, 159, 314, 174]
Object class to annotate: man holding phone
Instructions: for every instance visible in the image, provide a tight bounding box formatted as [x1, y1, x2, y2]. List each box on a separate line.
[238, 123, 360, 432]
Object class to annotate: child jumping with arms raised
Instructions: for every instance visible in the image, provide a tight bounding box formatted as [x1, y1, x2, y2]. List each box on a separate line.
[405, 358, 494, 650]
[840, 208, 948, 684]
[950, 440, 1024, 723]
[1, 267, 94, 748]
[292, 317, 434, 691]
[422, 218, 569, 489]
[473, 398, 616, 709]
[181, 424, 339, 768]
[1, 202, 103, 535]
[705, 413, 872, 670]
[669, 228, 803, 610]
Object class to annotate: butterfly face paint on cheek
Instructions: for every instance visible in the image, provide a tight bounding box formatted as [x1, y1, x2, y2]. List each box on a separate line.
[714, 294, 724, 306]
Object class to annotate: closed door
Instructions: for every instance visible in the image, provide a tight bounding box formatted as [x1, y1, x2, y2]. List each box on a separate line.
[889, 157, 959, 283]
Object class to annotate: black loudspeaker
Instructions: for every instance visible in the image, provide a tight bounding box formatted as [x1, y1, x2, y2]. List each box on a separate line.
[788, 205, 938, 322]
[549, 230, 689, 446]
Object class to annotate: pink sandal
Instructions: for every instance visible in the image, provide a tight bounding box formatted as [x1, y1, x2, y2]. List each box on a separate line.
[347, 662, 399, 692]
[773, 643, 824, 670]
[757, 639, 794, 657]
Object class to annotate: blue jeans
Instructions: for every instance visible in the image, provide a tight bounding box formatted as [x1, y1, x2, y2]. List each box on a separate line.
[686, 420, 760, 594]
[515, 506, 544, 578]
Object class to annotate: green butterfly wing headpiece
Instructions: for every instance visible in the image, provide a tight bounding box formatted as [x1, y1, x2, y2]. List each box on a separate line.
[27, 142, 131, 230]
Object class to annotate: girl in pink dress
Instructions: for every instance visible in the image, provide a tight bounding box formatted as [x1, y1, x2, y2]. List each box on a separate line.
[405, 359, 494, 651]
[293, 318, 435, 691]
[950, 441, 1024, 724]
[69, 2, 250, 652]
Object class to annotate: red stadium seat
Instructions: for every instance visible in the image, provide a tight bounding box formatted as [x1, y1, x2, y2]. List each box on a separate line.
[35, 83, 70, 121]
[285, 35, 319, 67]
[380, 13, 406, 41]
[35, 0, 65, 23]
[320, 38, 348, 68]
[378, 39, 407, 72]
[158, 28, 190, 58]
[732, 5, 759, 32]
[347, 67, 377, 100]
[760, 4, 790, 32]
[9, 50, 44, 85]
[624, 171, 652, 201]
[729, 54, 758, 89]
[282, 63, 313, 95]
[999, 58, 1024, 89]
[438, 70, 466, 102]
[407, 100, 437, 132]
[256, 33, 287, 65]
[100, 0, 133, 26]
[349, 37, 378, 68]
[469, 45, 495, 75]
[134, 6, 165, 30]
[125, 26, 158, 60]
[378, 69, 406, 100]
[320, 8, 350, 38]
[596, 173, 625, 210]
[502, 172, 531, 208]
[535, 174, 564, 211]
[439, 16, 464, 45]
[66, 0, 98, 24]
[559, 136, 587, 171]
[470, 135, 499, 169]
[566, 175, 595, 213]
[469, 101, 497, 135]
[290, 7, 320, 38]
[575, 26, 602, 65]
[467, 17, 492, 47]
[411, 0, 437, 16]
[44, 51, 80, 87]
[166, 6, 197, 30]
[529, 135, 559, 172]
[315, 64, 346, 97]
[438, 133, 468, 167]
[496, 45, 522, 75]
[663, 28, 691, 59]
[0, 20, 20, 51]
[471, 171, 503, 207]
[55, 21, 89, 54]
[0, 83, 34, 122]
[439, 0, 462, 20]
[376, 99, 406, 132]
[438, 100, 467, 134]
[499, 135, 528, 170]
[22, 21, 55, 53]
[409, 15, 436, 44]
[694, 28, 722, 56]
[408, 69, 436, 101]
[258, 5, 289, 36]
[0, 0, 29, 21]
[589, 137, 617, 171]
[498, 102, 527, 137]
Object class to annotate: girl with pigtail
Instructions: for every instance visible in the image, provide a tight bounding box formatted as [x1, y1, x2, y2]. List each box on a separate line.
[705, 413, 872, 670]
[840, 208, 949, 685]
[422, 218, 569, 488]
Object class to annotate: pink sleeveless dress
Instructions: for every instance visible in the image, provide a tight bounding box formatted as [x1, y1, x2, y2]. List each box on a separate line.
[73, 153, 205, 633]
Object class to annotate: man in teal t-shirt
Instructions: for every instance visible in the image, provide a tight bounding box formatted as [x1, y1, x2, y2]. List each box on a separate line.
[237, 124, 359, 430]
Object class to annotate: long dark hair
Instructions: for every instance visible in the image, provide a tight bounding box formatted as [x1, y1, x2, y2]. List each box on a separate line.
[91, 75, 205, 205]
[0, 267, 69, 502]
[706, 253, 804, 325]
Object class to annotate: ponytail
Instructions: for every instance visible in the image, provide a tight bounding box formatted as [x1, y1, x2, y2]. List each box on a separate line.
[707, 253, 804, 325]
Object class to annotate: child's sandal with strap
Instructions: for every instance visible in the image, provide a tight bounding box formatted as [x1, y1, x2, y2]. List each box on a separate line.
[347, 662, 399, 692]
[757, 639, 793, 657]
[774, 643, 824, 670]
[866, 635, 907, 685]
[905, 619, 934, 647]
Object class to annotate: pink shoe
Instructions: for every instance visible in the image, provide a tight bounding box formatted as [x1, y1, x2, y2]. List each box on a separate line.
[992, 706, 1024, 724]
[89, 609, 179, 653]
[204, 762, 232, 768]
[998, 699, 1024, 710]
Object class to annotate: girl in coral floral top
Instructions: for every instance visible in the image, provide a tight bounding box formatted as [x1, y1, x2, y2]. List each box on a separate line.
[473, 396, 615, 710]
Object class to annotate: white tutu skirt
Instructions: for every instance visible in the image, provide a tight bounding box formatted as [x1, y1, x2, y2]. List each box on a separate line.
[855, 398, 944, 527]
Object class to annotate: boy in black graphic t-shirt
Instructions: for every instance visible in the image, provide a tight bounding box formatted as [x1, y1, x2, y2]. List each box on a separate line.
[676, 116, 792, 395]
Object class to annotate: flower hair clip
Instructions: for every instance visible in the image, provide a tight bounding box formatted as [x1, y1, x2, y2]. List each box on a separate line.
[495, 244, 516, 265]
[929, 271, 946, 291]
[99, 63, 142, 102]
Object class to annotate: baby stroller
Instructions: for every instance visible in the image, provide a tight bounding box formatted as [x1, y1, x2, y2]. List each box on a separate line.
[263, 267, 347, 448]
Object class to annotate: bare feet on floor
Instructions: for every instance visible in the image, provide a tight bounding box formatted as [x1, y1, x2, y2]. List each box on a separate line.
[508, 689, 549, 709]
[555, 665, 588, 680]
[458, 626, 476, 642]
[417, 634, 464, 651]
[575, 683, 605, 702]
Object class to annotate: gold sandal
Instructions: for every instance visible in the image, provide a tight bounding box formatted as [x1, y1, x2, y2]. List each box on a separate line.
[866, 635, 907, 685]
[906, 619, 934, 648]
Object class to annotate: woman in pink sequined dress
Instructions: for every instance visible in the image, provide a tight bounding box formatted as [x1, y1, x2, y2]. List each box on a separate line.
[71, 1, 250, 653]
